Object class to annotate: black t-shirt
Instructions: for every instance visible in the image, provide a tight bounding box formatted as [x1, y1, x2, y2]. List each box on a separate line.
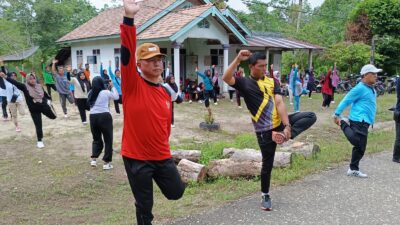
[232, 75, 282, 132]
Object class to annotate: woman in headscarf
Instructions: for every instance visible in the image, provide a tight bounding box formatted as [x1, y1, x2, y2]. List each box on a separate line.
[1, 69, 56, 149]
[164, 74, 183, 128]
[71, 71, 91, 124]
[87, 76, 119, 170]
[321, 69, 333, 108]
[306, 68, 316, 99]
[291, 65, 302, 112]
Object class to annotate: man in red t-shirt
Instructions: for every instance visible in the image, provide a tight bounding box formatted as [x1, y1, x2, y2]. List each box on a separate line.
[120, 1, 185, 224]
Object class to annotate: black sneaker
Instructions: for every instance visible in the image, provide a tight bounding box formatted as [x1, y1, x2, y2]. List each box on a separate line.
[393, 158, 400, 163]
[261, 195, 272, 211]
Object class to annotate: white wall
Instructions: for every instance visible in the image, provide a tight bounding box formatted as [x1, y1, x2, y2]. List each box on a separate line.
[71, 38, 120, 79]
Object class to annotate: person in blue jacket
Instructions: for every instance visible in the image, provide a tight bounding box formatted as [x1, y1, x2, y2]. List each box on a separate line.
[333, 64, 381, 178]
[196, 66, 217, 108]
[108, 61, 122, 114]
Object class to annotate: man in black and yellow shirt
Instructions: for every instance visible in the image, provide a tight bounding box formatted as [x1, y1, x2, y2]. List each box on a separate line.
[223, 50, 316, 211]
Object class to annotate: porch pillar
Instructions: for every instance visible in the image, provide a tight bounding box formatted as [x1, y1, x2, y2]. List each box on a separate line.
[308, 49, 313, 70]
[172, 41, 181, 92]
[266, 48, 270, 72]
[222, 44, 230, 92]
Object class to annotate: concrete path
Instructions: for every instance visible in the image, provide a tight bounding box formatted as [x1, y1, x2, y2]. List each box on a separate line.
[168, 151, 400, 225]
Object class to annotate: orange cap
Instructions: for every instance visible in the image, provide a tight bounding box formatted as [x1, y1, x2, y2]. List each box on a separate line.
[136, 43, 166, 60]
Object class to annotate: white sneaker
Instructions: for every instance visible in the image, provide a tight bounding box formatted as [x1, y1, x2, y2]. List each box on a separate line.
[198, 100, 203, 103]
[214, 102, 218, 105]
[37, 141, 44, 149]
[82, 121, 88, 125]
[16, 126, 21, 132]
[64, 114, 68, 118]
[238, 106, 243, 109]
[331, 101, 335, 104]
[171, 124, 175, 128]
[103, 163, 113, 170]
[230, 99, 233, 102]
[347, 169, 368, 178]
[189, 100, 192, 104]
[90, 159, 97, 167]
[290, 102, 293, 105]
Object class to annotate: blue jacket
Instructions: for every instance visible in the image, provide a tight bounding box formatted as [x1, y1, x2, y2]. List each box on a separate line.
[109, 66, 122, 95]
[196, 71, 213, 91]
[335, 82, 377, 125]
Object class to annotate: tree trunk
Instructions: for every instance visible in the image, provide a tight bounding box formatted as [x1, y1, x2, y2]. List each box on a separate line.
[177, 159, 207, 183]
[279, 141, 321, 158]
[171, 150, 201, 163]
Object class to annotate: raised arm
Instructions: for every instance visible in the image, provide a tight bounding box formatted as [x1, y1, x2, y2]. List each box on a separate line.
[15, 66, 27, 78]
[335, 85, 362, 116]
[120, 0, 140, 96]
[108, 60, 115, 80]
[52, 59, 58, 75]
[222, 50, 251, 86]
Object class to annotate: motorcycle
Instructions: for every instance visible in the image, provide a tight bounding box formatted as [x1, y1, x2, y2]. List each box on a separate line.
[375, 76, 386, 96]
[387, 76, 398, 94]
[336, 80, 352, 94]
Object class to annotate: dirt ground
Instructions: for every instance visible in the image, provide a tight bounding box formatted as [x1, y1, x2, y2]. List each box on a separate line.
[0, 93, 395, 224]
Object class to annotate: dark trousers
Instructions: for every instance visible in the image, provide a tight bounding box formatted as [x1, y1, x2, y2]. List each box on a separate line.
[75, 98, 88, 122]
[114, 95, 122, 114]
[393, 111, 400, 160]
[228, 90, 235, 100]
[257, 112, 317, 193]
[46, 84, 57, 99]
[308, 90, 313, 98]
[123, 157, 185, 225]
[322, 93, 332, 107]
[204, 90, 216, 108]
[171, 102, 175, 125]
[1, 96, 7, 118]
[332, 87, 336, 101]
[59, 93, 74, 115]
[90, 112, 113, 162]
[30, 103, 57, 141]
[340, 120, 370, 171]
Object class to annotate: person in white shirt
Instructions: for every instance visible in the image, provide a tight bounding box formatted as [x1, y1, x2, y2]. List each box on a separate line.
[71, 71, 91, 124]
[6, 72, 26, 132]
[87, 76, 119, 170]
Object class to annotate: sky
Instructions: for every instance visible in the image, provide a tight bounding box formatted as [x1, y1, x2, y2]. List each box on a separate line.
[88, 0, 326, 11]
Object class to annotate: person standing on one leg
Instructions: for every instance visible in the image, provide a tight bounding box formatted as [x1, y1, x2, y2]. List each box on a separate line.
[88, 76, 118, 170]
[331, 63, 340, 104]
[42, 60, 57, 99]
[333, 64, 380, 178]
[52, 59, 74, 118]
[196, 66, 217, 116]
[292, 65, 302, 112]
[5, 72, 26, 132]
[392, 76, 400, 163]
[1, 69, 56, 148]
[71, 71, 91, 124]
[321, 69, 333, 109]
[306, 68, 315, 99]
[108, 60, 122, 115]
[223, 50, 316, 211]
[120, 1, 185, 224]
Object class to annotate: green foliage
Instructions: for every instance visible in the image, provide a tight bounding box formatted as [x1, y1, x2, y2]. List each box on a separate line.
[325, 42, 383, 74]
[376, 36, 400, 74]
[0, 0, 97, 60]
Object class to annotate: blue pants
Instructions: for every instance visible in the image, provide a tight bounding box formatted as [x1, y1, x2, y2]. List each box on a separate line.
[294, 96, 300, 112]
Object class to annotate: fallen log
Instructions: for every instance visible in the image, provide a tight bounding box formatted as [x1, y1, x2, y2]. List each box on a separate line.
[207, 159, 261, 178]
[222, 148, 292, 167]
[278, 141, 320, 158]
[177, 159, 207, 183]
[171, 150, 201, 163]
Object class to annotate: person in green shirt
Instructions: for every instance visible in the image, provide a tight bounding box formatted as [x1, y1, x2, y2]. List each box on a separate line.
[41, 59, 57, 99]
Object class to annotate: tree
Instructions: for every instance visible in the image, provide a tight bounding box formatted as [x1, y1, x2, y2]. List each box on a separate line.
[325, 42, 383, 74]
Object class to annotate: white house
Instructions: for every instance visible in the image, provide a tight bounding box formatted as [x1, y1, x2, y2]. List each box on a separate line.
[57, 0, 322, 91]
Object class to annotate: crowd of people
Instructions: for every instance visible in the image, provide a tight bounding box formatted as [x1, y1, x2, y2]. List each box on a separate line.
[1, 1, 399, 224]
